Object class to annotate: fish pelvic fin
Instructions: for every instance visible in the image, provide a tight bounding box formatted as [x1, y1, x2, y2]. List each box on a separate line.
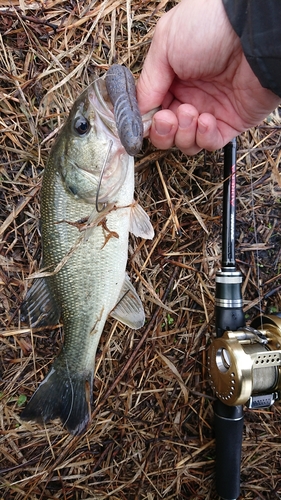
[21, 277, 60, 327]
[111, 274, 145, 329]
[21, 357, 93, 435]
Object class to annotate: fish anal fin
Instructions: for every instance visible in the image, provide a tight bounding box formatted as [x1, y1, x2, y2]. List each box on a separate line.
[111, 274, 145, 329]
[21, 277, 60, 328]
[129, 202, 154, 240]
[20, 357, 93, 435]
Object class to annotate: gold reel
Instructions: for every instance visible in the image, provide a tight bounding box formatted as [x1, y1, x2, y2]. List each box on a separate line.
[208, 315, 281, 407]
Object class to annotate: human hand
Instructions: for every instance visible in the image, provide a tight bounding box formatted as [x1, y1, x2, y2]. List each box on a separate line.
[137, 0, 280, 155]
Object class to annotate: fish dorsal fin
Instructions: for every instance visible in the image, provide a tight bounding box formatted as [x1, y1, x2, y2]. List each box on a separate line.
[129, 202, 154, 240]
[21, 277, 60, 328]
[110, 274, 145, 329]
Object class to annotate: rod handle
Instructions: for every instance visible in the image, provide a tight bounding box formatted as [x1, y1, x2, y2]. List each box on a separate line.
[214, 401, 244, 500]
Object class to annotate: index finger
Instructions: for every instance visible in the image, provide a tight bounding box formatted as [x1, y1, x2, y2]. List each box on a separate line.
[137, 34, 175, 114]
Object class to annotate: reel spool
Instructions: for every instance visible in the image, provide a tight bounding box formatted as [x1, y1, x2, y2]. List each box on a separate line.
[208, 314, 281, 408]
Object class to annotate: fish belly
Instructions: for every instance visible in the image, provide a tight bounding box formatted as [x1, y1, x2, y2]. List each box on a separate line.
[21, 162, 133, 434]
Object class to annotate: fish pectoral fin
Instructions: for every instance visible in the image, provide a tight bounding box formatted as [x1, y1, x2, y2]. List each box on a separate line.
[21, 277, 60, 327]
[110, 274, 145, 329]
[129, 202, 154, 240]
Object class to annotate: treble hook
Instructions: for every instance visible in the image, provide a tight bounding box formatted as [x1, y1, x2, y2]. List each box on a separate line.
[95, 139, 113, 213]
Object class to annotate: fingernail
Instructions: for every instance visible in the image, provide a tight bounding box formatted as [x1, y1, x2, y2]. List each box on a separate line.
[179, 113, 193, 129]
[198, 121, 208, 134]
[154, 119, 173, 136]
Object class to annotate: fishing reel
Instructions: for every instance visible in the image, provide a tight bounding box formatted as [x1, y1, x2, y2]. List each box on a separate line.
[208, 314, 281, 408]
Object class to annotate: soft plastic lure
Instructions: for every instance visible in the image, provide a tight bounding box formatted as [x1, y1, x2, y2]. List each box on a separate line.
[105, 64, 143, 156]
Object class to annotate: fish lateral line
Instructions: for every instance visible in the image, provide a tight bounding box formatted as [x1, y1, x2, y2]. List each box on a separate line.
[29, 200, 143, 280]
[34, 203, 133, 278]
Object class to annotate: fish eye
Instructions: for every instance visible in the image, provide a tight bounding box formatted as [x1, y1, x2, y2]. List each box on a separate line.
[74, 116, 90, 136]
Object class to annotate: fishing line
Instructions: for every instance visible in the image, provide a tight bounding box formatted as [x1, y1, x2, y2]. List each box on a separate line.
[249, 152, 263, 326]
[96, 139, 113, 213]
[62, 350, 75, 430]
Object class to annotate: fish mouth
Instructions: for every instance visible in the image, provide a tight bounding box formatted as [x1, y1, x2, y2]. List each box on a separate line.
[88, 77, 118, 139]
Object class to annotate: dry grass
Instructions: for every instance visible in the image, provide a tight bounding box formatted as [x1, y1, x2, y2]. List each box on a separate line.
[1, 1, 281, 499]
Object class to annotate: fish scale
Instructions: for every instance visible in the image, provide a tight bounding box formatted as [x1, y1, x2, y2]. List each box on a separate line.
[21, 66, 155, 434]
[41, 156, 133, 371]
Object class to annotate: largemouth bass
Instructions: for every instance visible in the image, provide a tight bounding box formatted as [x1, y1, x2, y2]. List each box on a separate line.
[21, 65, 154, 435]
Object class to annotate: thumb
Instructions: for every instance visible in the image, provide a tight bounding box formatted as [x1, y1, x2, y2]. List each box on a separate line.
[136, 37, 175, 114]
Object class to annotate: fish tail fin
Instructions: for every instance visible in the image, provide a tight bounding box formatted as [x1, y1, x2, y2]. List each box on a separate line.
[21, 359, 93, 435]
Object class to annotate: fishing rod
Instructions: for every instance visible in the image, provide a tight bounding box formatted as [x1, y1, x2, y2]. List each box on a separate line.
[208, 139, 281, 499]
